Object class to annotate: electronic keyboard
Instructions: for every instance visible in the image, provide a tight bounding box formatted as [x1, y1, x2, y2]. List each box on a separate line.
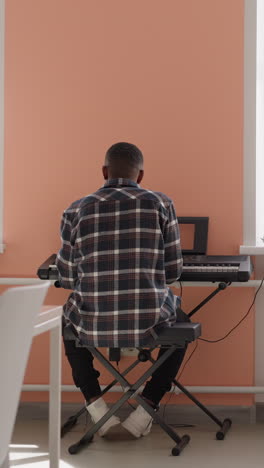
[37, 253, 252, 283]
[180, 255, 252, 282]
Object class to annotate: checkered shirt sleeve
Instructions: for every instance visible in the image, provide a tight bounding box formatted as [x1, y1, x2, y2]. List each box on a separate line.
[163, 202, 183, 284]
[56, 210, 78, 290]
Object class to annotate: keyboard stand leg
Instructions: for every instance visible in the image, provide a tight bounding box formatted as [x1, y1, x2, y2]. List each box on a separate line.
[188, 282, 230, 318]
[173, 379, 232, 439]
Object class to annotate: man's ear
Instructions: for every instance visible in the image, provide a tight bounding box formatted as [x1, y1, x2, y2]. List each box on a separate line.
[137, 170, 144, 184]
[102, 166, 108, 180]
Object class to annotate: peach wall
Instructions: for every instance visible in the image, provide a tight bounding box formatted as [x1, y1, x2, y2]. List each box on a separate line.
[2, 0, 254, 405]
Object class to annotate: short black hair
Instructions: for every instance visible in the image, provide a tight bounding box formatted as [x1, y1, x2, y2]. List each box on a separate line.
[105, 142, 144, 178]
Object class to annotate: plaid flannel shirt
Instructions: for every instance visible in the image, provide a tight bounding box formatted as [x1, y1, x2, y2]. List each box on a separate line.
[56, 178, 182, 347]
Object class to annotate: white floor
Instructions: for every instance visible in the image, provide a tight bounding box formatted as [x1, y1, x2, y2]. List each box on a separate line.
[10, 416, 264, 468]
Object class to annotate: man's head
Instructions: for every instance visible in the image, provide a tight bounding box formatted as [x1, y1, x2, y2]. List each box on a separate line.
[103, 142, 144, 183]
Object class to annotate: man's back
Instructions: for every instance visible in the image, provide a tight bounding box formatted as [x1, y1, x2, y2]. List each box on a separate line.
[56, 178, 182, 347]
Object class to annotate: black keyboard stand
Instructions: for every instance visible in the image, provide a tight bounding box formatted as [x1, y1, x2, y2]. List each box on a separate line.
[172, 281, 232, 439]
[61, 281, 232, 447]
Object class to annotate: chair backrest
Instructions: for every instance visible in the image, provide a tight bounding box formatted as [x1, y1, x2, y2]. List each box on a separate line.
[0, 282, 50, 467]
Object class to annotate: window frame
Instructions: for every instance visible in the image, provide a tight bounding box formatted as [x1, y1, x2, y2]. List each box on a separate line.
[240, 0, 264, 255]
[0, 0, 4, 254]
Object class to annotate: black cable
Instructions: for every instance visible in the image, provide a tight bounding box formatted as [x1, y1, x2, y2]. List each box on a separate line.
[199, 277, 264, 344]
[177, 341, 198, 381]
[162, 382, 176, 419]
[162, 385, 196, 428]
[161, 341, 198, 421]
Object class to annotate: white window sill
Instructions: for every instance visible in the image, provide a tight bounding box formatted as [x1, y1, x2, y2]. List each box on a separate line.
[240, 245, 264, 255]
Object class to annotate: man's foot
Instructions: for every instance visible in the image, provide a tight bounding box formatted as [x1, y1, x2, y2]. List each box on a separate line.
[86, 397, 120, 436]
[122, 405, 153, 438]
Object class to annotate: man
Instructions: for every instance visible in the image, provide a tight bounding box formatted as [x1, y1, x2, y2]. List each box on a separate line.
[56, 142, 188, 438]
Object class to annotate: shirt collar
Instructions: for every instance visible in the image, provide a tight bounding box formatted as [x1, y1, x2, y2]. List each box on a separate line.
[103, 178, 139, 188]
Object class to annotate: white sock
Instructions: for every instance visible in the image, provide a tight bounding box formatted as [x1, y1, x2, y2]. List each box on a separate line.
[86, 397, 120, 436]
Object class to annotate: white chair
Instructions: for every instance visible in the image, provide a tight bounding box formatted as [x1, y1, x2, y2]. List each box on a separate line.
[0, 282, 50, 468]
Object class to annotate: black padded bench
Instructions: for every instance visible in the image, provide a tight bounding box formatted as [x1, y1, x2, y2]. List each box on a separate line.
[61, 321, 231, 456]
[155, 322, 201, 345]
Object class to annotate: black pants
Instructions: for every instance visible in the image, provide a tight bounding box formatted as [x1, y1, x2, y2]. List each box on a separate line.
[63, 309, 189, 406]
